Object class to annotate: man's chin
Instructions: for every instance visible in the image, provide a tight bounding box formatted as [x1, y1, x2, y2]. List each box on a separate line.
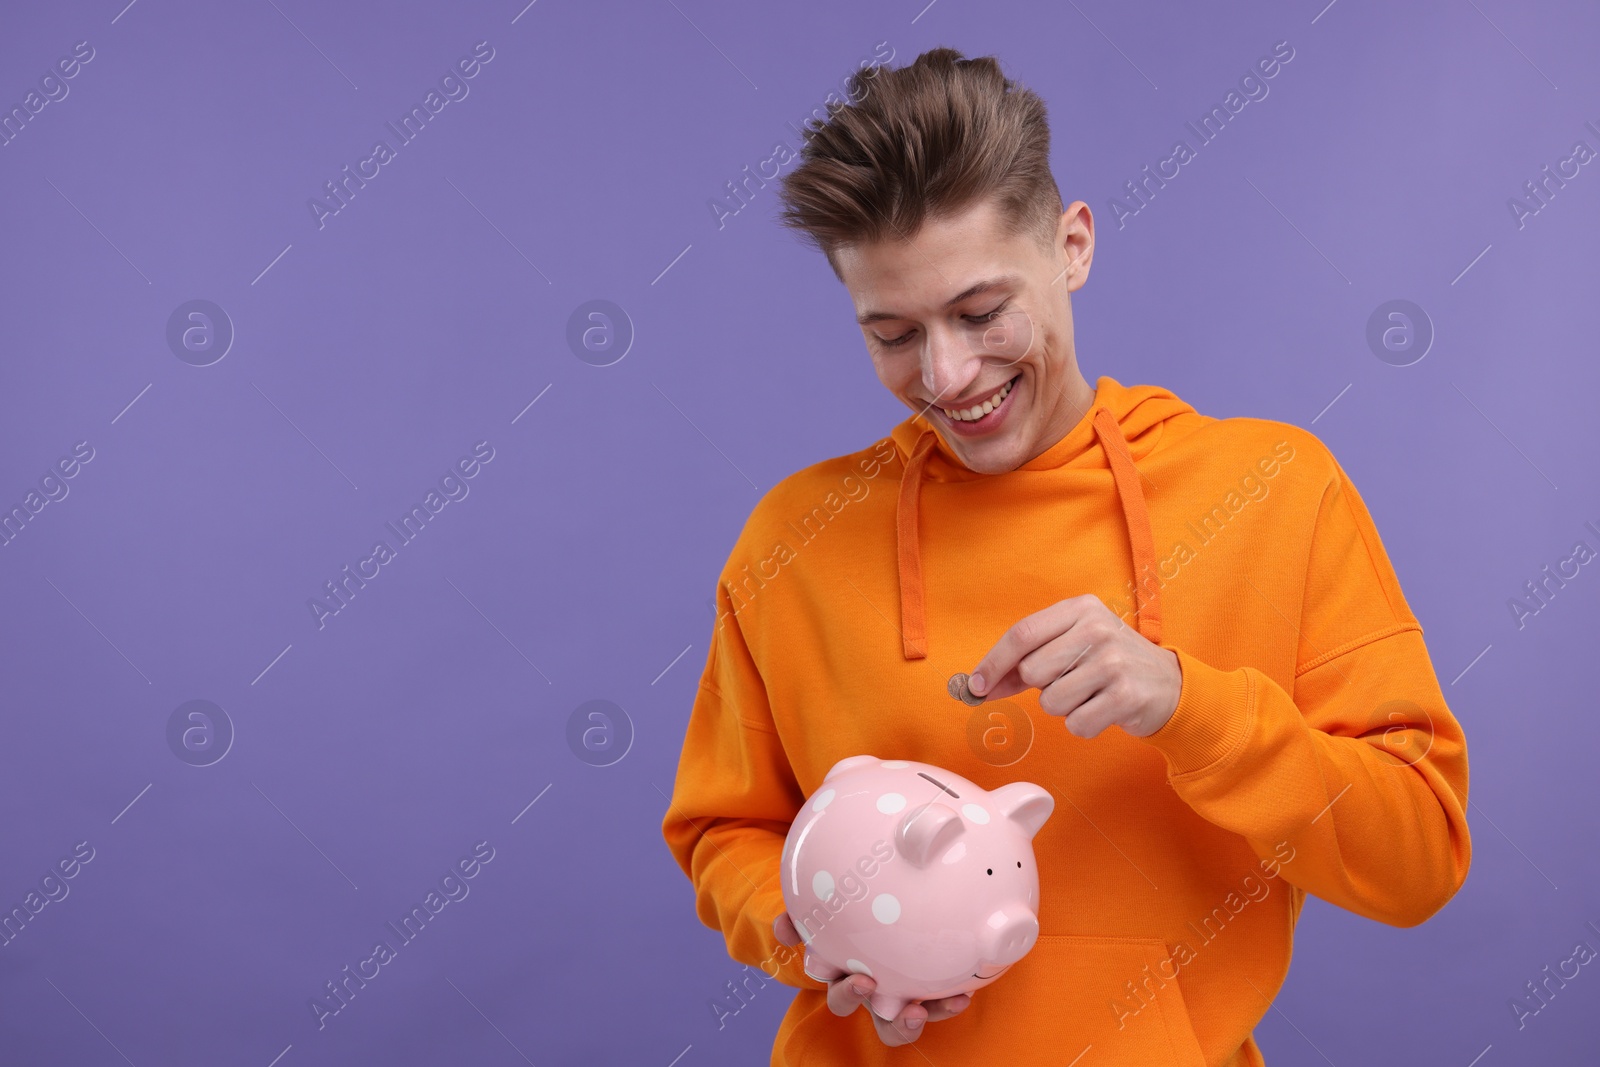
[945, 431, 1026, 475]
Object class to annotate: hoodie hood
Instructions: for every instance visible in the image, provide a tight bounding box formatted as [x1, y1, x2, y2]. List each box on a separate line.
[886, 375, 1196, 660]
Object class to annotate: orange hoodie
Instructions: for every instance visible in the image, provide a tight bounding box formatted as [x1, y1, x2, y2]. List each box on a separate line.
[662, 375, 1471, 1066]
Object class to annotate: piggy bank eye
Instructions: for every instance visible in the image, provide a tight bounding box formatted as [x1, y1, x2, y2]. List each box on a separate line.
[986, 868, 992, 875]
[1016, 861, 1021, 868]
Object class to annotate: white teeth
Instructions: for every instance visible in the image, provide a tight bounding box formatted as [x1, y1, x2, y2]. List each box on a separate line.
[944, 377, 1014, 421]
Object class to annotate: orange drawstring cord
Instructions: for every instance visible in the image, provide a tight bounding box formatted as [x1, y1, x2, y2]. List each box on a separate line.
[894, 430, 939, 660]
[1092, 406, 1162, 645]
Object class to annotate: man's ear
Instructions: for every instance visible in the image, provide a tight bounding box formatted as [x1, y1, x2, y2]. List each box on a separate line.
[1057, 201, 1094, 290]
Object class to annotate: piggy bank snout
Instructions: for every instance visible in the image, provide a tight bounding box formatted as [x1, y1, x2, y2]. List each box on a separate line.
[983, 909, 1040, 965]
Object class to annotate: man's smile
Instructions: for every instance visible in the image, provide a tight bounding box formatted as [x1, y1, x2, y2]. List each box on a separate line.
[936, 372, 1022, 437]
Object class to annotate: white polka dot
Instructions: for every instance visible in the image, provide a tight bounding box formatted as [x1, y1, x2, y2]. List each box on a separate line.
[941, 841, 967, 864]
[962, 803, 990, 824]
[845, 959, 873, 976]
[794, 917, 812, 942]
[811, 788, 836, 812]
[872, 893, 901, 924]
[881, 760, 909, 768]
[876, 793, 907, 814]
[812, 870, 835, 901]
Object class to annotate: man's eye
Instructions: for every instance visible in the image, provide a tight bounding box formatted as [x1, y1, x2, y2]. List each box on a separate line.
[876, 304, 1008, 349]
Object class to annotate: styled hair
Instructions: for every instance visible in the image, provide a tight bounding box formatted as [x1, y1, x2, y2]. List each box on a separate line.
[776, 47, 1064, 281]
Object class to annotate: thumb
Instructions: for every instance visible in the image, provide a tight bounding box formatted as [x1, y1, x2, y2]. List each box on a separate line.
[970, 666, 1023, 701]
[772, 911, 800, 946]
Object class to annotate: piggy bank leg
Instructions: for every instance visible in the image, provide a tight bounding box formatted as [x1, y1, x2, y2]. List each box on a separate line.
[867, 991, 910, 1022]
[802, 950, 848, 984]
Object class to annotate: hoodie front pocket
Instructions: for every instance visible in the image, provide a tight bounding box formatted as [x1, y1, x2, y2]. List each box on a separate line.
[780, 932, 1210, 1067]
[933, 933, 1207, 1066]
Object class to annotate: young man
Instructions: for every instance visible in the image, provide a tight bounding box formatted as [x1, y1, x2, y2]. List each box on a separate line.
[661, 47, 1470, 1066]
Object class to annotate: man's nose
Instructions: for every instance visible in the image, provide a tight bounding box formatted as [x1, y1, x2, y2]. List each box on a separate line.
[920, 328, 982, 405]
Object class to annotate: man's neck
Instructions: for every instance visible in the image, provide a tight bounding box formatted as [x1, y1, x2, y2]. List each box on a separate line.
[1021, 366, 1096, 465]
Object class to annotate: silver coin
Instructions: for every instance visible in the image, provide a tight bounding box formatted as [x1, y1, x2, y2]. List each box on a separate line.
[947, 673, 984, 706]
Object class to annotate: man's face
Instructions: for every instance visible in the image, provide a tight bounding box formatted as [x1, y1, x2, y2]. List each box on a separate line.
[837, 196, 1095, 474]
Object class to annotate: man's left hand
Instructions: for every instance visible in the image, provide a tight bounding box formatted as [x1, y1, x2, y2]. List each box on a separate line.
[968, 594, 1183, 739]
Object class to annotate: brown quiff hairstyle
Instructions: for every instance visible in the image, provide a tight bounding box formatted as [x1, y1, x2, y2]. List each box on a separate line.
[776, 47, 1064, 282]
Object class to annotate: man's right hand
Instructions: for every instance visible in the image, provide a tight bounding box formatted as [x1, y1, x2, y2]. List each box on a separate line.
[772, 912, 971, 1047]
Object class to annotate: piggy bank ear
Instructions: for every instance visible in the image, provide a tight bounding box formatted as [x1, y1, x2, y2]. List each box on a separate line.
[824, 755, 880, 781]
[896, 801, 965, 868]
[993, 782, 1054, 839]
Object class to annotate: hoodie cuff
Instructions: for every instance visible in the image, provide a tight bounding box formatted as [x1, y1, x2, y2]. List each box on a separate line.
[1140, 645, 1254, 778]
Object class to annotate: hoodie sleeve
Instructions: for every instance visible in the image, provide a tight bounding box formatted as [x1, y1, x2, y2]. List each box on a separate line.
[1138, 445, 1471, 928]
[661, 580, 830, 992]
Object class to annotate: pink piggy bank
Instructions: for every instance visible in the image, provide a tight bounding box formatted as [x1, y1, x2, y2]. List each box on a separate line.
[779, 754, 1055, 1021]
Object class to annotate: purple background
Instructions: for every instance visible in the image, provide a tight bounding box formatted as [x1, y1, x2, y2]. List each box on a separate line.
[2, 0, 1597, 1063]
